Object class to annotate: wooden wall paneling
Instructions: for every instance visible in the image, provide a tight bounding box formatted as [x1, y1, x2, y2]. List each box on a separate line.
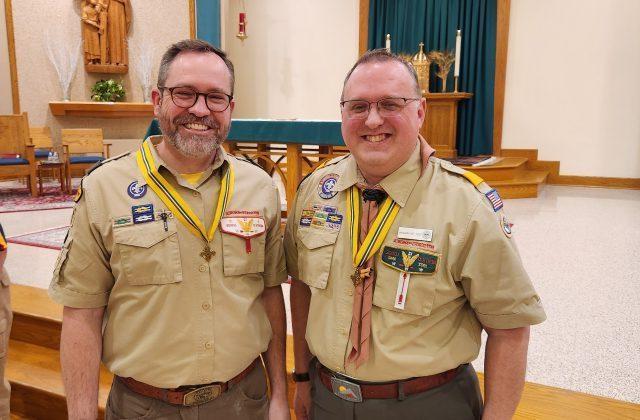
[4, 0, 19, 113]
[359, 0, 369, 56]
[189, 0, 196, 39]
[493, 0, 511, 156]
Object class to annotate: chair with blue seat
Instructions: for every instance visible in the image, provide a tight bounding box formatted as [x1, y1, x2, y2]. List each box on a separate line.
[0, 113, 38, 196]
[61, 128, 109, 191]
[29, 126, 55, 160]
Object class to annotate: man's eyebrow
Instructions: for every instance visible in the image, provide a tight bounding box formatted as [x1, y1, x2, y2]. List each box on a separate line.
[171, 85, 229, 94]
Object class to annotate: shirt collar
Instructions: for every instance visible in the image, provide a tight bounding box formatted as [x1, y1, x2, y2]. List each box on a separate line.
[332, 135, 435, 207]
[136, 135, 229, 188]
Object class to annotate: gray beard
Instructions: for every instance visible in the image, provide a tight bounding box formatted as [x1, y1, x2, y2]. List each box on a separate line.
[165, 129, 221, 159]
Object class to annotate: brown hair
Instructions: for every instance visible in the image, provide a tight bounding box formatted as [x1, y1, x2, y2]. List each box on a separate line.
[157, 39, 235, 95]
[341, 48, 420, 99]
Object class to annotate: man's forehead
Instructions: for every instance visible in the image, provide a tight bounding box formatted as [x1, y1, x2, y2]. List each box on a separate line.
[165, 51, 231, 87]
[344, 61, 414, 97]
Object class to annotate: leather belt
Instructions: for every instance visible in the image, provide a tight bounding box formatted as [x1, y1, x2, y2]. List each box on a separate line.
[318, 362, 459, 401]
[118, 358, 259, 406]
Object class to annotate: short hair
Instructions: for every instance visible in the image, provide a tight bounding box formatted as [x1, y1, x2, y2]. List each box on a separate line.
[341, 48, 421, 99]
[157, 39, 235, 95]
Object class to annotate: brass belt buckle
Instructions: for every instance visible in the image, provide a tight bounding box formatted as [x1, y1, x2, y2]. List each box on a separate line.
[182, 384, 222, 406]
[330, 376, 363, 403]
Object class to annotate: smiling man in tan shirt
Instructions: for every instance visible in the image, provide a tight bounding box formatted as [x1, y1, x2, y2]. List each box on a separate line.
[50, 39, 289, 420]
[285, 49, 546, 420]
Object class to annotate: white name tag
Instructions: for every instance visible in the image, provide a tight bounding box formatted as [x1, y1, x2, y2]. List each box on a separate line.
[397, 227, 433, 242]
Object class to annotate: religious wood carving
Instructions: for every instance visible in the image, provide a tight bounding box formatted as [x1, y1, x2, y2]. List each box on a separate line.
[81, 0, 132, 74]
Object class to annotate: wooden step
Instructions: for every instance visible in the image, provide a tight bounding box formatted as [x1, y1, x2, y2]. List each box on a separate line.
[460, 157, 528, 181]
[491, 170, 549, 199]
[8, 340, 111, 420]
[11, 285, 62, 349]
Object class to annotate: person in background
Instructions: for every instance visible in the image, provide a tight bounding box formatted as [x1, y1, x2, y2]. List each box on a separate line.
[0, 223, 12, 418]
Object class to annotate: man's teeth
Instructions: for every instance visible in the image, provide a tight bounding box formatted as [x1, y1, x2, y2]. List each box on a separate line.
[366, 134, 386, 142]
[184, 123, 209, 131]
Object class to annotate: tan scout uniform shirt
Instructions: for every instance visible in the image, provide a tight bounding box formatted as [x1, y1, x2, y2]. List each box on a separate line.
[284, 141, 546, 382]
[50, 136, 287, 388]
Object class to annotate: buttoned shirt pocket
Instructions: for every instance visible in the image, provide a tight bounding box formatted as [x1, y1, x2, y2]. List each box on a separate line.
[221, 231, 266, 276]
[372, 262, 438, 317]
[296, 229, 339, 290]
[113, 222, 183, 285]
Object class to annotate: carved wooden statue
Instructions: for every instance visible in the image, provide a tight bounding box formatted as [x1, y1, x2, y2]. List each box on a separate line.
[81, 0, 131, 74]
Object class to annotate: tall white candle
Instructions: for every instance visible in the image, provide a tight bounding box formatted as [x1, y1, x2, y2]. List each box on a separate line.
[454, 29, 462, 77]
[385, 34, 391, 52]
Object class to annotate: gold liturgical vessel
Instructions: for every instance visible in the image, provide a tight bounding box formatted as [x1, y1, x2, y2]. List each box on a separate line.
[411, 42, 430, 94]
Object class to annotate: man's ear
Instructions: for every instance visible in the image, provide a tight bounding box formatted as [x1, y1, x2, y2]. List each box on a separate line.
[151, 88, 162, 117]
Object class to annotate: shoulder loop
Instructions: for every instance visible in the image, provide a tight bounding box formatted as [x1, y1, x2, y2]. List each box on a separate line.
[86, 151, 131, 176]
[234, 154, 261, 168]
[439, 160, 487, 190]
[297, 154, 349, 191]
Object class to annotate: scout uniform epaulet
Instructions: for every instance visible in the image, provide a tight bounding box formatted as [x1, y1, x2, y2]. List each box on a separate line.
[439, 160, 505, 213]
[86, 151, 132, 176]
[297, 154, 349, 191]
[234, 155, 263, 170]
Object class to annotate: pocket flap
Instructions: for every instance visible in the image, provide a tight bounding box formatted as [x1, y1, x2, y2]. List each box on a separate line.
[114, 226, 175, 248]
[297, 228, 339, 250]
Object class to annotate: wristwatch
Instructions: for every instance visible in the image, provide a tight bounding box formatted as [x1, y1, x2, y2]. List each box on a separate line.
[291, 370, 310, 382]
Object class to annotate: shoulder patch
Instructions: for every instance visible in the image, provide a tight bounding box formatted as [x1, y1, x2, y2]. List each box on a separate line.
[86, 151, 132, 176]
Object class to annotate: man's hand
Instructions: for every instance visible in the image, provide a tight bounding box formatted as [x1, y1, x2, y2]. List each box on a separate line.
[268, 393, 291, 420]
[293, 381, 312, 420]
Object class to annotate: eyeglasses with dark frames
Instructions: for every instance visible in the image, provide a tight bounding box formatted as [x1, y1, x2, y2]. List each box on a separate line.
[340, 97, 421, 119]
[159, 86, 233, 112]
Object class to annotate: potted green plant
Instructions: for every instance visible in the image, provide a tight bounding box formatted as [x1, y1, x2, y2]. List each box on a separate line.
[91, 79, 126, 102]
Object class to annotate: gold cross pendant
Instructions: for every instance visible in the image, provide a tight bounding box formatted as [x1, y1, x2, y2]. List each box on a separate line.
[351, 267, 372, 287]
[200, 244, 215, 262]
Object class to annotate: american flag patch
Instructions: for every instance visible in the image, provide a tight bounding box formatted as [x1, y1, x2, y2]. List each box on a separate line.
[485, 189, 503, 212]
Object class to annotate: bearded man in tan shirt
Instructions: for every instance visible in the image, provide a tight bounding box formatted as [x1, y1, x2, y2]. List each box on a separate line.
[50, 39, 290, 420]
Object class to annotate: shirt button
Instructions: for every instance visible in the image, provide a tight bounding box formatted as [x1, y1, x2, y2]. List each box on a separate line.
[204, 341, 212, 349]
[192, 191, 200, 197]
[199, 265, 208, 272]
[202, 302, 211, 310]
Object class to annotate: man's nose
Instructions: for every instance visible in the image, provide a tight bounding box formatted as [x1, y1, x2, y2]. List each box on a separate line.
[188, 94, 210, 117]
[364, 104, 384, 128]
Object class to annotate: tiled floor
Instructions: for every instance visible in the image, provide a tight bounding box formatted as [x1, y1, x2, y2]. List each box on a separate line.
[2, 185, 639, 403]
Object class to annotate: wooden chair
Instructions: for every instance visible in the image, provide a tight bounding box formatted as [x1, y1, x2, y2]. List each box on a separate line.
[29, 126, 55, 160]
[61, 128, 110, 191]
[0, 113, 38, 196]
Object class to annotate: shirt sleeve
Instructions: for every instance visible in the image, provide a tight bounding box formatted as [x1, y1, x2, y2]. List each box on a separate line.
[283, 192, 300, 281]
[48, 182, 115, 308]
[455, 198, 546, 329]
[263, 181, 287, 287]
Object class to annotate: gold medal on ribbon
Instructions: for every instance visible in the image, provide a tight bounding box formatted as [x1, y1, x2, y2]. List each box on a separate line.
[136, 140, 235, 261]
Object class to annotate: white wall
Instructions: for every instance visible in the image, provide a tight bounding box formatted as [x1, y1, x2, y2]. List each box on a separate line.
[502, 0, 640, 178]
[11, 0, 189, 146]
[222, 0, 359, 120]
[0, 0, 13, 114]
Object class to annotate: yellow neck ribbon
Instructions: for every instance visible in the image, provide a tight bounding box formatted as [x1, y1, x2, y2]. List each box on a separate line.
[135, 141, 234, 244]
[346, 186, 400, 268]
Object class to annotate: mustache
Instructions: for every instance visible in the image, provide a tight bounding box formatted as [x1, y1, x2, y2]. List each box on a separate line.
[173, 115, 219, 129]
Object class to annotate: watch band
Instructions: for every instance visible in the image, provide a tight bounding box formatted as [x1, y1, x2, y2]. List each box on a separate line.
[292, 370, 311, 382]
